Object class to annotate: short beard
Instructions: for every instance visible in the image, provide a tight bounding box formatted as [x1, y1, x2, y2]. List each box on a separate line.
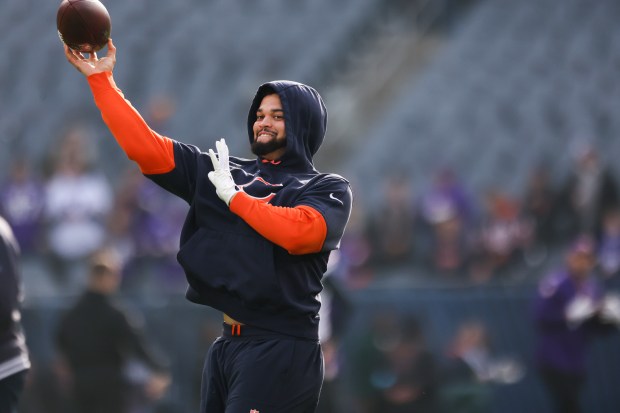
[251, 138, 287, 157]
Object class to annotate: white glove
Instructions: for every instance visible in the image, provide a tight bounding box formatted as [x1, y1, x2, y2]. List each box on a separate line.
[208, 139, 238, 206]
[565, 295, 597, 329]
[600, 294, 620, 327]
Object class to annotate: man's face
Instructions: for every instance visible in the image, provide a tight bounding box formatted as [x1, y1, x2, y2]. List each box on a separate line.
[251, 93, 286, 158]
[567, 252, 596, 279]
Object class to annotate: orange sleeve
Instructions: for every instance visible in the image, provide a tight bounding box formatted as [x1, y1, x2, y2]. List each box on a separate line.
[229, 192, 327, 255]
[87, 72, 175, 175]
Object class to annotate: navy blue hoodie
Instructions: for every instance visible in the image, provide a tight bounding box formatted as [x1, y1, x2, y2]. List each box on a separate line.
[89, 76, 352, 340]
[153, 81, 351, 339]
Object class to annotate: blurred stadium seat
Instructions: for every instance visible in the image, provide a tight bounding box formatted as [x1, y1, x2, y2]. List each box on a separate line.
[343, 0, 620, 206]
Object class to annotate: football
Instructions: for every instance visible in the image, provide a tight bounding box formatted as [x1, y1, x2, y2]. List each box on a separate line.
[57, 0, 111, 53]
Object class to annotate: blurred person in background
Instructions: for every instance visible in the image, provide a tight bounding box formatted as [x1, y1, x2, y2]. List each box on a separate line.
[521, 164, 559, 265]
[0, 158, 45, 256]
[367, 173, 417, 271]
[350, 311, 437, 413]
[104, 167, 140, 275]
[422, 206, 472, 280]
[315, 269, 353, 413]
[124, 175, 187, 294]
[438, 320, 524, 413]
[555, 145, 619, 243]
[533, 236, 620, 413]
[332, 200, 374, 289]
[419, 168, 476, 280]
[348, 311, 389, 412]
[44, 125, 113, 294]
[55, 249, 170, 413]
[0, 215, 31, 413]
[421, 169, 475, 226]
[597, 208, 620, 288]
[374, 316, 437, 413]
[470, 190, 529, 283]
[110, 166, 187, 296]
[438, 320, 492, 413]
[0, 158, 51, 298]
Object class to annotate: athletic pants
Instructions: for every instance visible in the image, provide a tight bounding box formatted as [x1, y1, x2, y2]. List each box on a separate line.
[200, 323, 323, 413]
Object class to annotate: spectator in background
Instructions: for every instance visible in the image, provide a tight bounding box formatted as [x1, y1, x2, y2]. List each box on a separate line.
[0, 215, 31, 413]
[0, 159, 51, 299]
[316, 269, 353, 413]
[438, 320, 492, 413]
[367, 173, 417, 270]
[126, 176, 186, 294]
[350, 311, 437, 413]
[44, 125, 113, 294]
[110, 166, 187, 295]
[335, 200, 374, 289]
[419, 169, 476, 279]
[521, 164, 559, 259]
[0, 158, 45, 256]
[470, 190, 529, 283]
[597, 208, 620, 287]
[555, 145, 619, 243]
[421, 168, 475, 229]
[375, 315, 437, 413]
[55, 249, 170, 413]
[438, 320, 524, 413]
[104, 167, 140, 275]
[533, 236, 620, 413]
[423, 206, 472, 280]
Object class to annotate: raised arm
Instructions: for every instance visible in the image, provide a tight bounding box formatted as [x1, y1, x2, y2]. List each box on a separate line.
[64, 40, 175, 175]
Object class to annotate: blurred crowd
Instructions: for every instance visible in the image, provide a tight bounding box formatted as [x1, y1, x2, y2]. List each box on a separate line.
[334, 144, 620, 289]
[3, 120, 620, 299]
[3, 124, 620, 412]
[318, 234, 620, 413]
[330, 313, 525, 413]
[0, 120, 188, 299]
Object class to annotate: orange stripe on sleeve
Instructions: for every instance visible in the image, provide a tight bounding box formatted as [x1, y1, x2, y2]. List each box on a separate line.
[87, 72, 175, 175]
[229, 192, 327, 255]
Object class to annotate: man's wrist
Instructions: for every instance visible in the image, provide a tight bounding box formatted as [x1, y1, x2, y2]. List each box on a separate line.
[226, 190, 239, 206]
[87, 71, 117, 94]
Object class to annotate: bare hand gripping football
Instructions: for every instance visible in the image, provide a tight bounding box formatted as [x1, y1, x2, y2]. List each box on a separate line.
[64, 38, 116, 76]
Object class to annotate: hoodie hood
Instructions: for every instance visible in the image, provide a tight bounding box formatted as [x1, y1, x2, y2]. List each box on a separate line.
[247, 80, 327, 171]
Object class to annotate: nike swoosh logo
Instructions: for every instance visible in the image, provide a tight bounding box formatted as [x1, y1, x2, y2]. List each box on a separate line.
[329, 193, 343, 205]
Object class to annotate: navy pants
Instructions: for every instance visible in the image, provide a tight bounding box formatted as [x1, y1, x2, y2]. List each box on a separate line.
[0, 369, 28, 413]
[540, 367, 584, 413]
[200, 323, 323, 413]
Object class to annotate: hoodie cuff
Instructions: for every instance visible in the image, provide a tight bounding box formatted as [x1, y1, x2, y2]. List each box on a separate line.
[87, 71, 118, 94]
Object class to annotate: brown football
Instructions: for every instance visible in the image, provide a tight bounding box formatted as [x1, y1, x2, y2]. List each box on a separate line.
[57, 0, 111, 53]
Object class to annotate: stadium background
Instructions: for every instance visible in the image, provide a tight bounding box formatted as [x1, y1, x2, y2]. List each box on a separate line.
[2, 0, 620, 411]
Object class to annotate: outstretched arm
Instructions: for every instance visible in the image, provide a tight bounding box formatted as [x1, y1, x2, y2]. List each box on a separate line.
[63, 40, 175, 175]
